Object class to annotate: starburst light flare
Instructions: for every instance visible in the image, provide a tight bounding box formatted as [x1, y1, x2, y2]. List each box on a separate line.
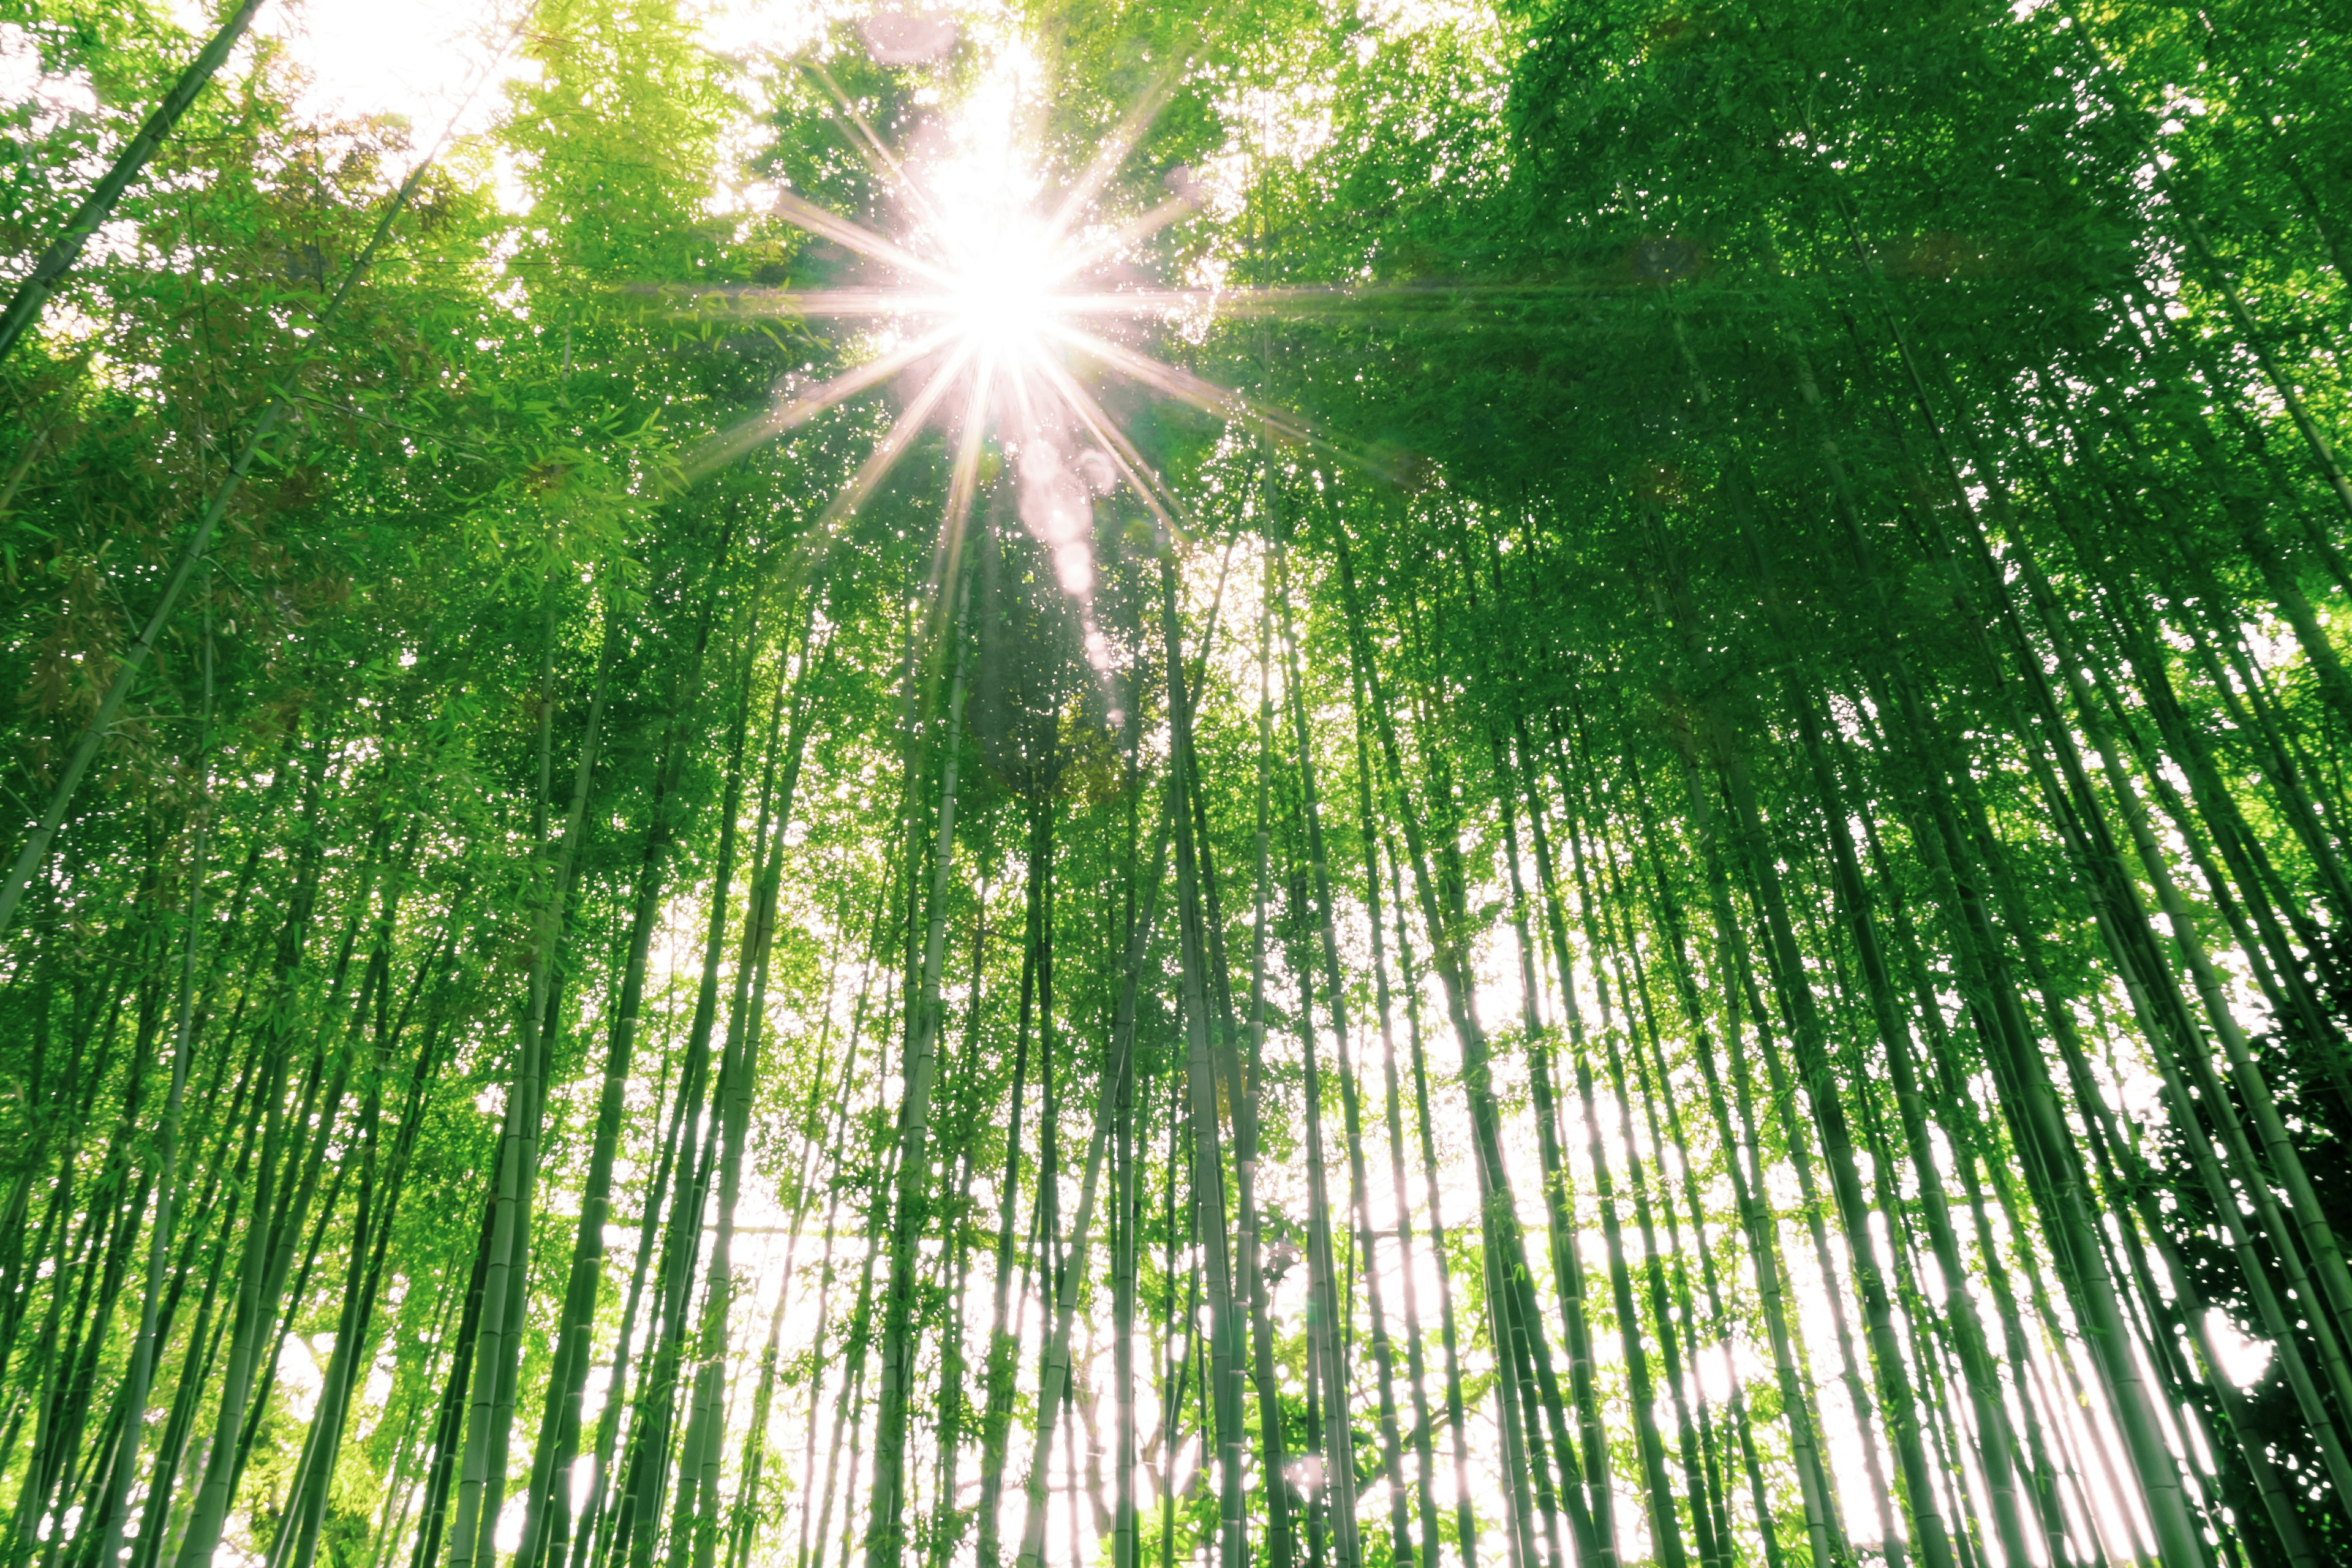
[684, 48, 1391, 662]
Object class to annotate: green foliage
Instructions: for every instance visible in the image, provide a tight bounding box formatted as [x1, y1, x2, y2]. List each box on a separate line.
[5, 0, 2352, 1566]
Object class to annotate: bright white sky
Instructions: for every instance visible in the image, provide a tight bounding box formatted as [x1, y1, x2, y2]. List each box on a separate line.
[228, 0, 845, 155]
[237, 0, 522, 140]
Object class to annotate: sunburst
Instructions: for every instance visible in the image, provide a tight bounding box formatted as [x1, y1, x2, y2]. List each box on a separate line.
[674, 51, 1348, 673]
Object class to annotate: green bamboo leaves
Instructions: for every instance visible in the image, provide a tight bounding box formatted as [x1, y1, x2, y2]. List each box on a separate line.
[5, 1, 2352, 1567]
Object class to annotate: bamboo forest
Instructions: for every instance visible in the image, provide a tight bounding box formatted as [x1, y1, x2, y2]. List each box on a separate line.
[10, 0, 2352, 1562]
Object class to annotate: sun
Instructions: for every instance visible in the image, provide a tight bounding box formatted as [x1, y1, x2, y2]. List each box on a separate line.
[938, 216, 1060, 355]
[676, 49, 1350, 653]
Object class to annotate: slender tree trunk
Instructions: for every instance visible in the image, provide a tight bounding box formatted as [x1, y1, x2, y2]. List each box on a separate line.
[974, 801, 1047, 1568]
[1500, 718, 1621, 1568]
[615, 611, 764, 1568]
[520, 535, 739, 1568]
[1009, 799, 1172, 1568]
[679, 628, 820, 1568]
[1154, 550, 1248, 1568]
[1232, 572, 1293, 1568]
[870, 560, 977, 1567]
[84, 616, 211, 1568]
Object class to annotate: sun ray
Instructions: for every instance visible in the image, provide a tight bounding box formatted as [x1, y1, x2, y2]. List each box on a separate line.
[682, 326, 956, 483]
[731, 45, 1406, 654]
[1044, 190, 1199, 283]
[1042, 320, 1390, 480]
[682, 279, 1616, 328]
[919, 349, 996, 657]
[1020, 343, 1189, 543]
[689, 279, 1617, 328]
[773, 189, 958, 290]
[771, 338, 979, 597]
[984, 346, 1126, 701]
[1052, 281, 1610, 316]
[1041, 66, 1181, 250]
[1042, 321, 1286, 432]
[800, 60, 948, 235]
[995, 347, 1125, 565]
[677, 288, 955, 320]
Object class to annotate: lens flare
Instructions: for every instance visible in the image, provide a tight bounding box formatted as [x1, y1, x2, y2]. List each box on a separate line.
[684, 54, 1378, 706]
